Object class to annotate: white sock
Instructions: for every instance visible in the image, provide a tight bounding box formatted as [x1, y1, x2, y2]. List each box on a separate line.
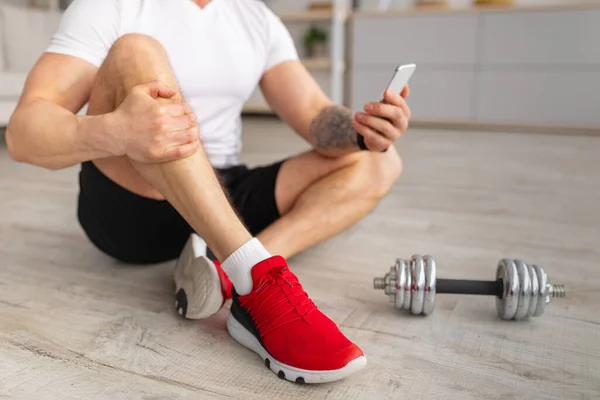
[222, 238, 271, 295]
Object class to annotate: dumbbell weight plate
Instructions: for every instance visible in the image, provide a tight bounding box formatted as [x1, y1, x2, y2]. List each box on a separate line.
[403, 259, 412, 311]
[514, 260, 532, 320]
[395, 259, 406, 310]
[526, 263, 539, 318]
[411, 255, 426, 315]
[533, 265, 548, 317]
[423, 255, 436, 316]
[496, 259, 520, 320]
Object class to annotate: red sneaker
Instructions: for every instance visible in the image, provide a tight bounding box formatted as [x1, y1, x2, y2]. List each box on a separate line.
[227, 256, 367, 383]
[174, 234, 232, 319]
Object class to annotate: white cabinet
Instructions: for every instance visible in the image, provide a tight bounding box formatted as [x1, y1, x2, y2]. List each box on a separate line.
[480, 8, 600, 65]
[352, 13, 479, 65]
[474, 7, 600, 127]
[476, 70, 600, 126]
[350, 4, 600, 129]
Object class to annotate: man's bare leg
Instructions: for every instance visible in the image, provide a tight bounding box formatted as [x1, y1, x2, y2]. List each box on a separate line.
[258, 147, 403, 258]
[87, 34, 255, 266]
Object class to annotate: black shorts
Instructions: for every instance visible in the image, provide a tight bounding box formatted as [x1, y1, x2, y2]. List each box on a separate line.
[77, 160, 284, 264]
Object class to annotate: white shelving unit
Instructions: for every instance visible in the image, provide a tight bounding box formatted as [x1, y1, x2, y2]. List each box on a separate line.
[242, 1, 351, 114]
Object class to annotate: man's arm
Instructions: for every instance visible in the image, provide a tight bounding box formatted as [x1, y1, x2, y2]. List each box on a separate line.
[258, 60, 356, 158]
[7, 51, 200, 170]
[6, 53, 116, 169]
[259, 60, 411, 158]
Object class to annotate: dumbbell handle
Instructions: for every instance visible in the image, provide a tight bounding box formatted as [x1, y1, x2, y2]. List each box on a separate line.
[436, 278, 503, 297]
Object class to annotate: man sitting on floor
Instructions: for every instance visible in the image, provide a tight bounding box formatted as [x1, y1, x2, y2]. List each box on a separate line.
[6, 0, 410, 383]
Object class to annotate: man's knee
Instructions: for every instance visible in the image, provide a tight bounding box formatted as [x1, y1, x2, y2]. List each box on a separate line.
[355, 148, 403, 199]
[91, 33, 176, 108]
[108, 33, 166, 59]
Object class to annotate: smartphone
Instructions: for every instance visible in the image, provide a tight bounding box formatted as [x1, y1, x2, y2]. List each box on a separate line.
[379, 63, 416, 103]
[357, 63, 416, 151]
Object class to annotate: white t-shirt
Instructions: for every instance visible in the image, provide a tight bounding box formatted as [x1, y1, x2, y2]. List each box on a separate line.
[46, 0, 298, 168]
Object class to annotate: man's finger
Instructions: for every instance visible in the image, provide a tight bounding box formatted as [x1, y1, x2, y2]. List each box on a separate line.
[168, 126, 200, 145]
[143, 80, 177, 99]
[355, 111, 398, 141]
[162, 138, 201, 161]
[162, 102, 192, 118]
[401, 84, 410, 98]
[381, 88, 407, 109]
[165, 112, 197, 132]
[352, 119, 391, 151]
[367, 94, 410, 122]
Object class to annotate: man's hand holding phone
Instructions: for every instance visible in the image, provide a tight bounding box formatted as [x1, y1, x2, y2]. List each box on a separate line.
[352, 85, 411, 152]
[353, 63, 415, 152]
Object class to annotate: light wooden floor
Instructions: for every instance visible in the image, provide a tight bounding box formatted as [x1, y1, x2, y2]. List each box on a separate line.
[1, 119, 599, 399]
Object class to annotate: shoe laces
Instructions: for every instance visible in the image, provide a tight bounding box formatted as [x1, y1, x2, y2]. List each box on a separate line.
[240, 266, 317, 336]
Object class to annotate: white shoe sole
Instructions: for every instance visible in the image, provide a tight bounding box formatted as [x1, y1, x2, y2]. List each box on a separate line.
[227, 313, 367, 384]
[174, 234, 224, 319]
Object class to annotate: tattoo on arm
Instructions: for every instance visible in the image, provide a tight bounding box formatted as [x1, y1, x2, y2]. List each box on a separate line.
[310, 105, 357, 150]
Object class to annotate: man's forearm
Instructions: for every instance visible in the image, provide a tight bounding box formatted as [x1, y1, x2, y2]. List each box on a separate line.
[308, 104, 359, 158]
[6, 99, 117, 170]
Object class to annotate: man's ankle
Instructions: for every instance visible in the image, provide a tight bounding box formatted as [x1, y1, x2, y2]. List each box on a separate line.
[221, 238, 272, 295]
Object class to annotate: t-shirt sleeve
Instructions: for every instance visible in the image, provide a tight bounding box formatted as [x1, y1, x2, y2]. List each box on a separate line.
[46, 0, 122, 68]
[263, 8, 299, 72]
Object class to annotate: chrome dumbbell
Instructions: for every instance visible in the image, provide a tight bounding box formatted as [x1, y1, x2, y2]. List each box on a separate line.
[373, 255, 565, 320]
